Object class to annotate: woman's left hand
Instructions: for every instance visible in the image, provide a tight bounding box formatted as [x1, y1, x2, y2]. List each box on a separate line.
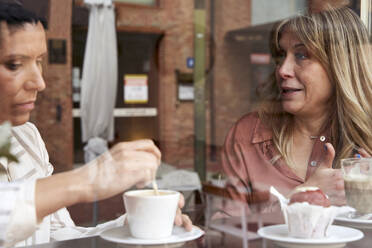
[174, 194, 193, 231]
[355, 148, 371, 158]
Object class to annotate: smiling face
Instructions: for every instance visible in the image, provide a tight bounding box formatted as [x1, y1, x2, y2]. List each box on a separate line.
[275, 30, 334, 119]
[0, 22, 47, 126]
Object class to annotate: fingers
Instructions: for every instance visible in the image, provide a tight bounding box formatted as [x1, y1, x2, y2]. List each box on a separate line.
[181, 214, 193, 231]
[174, 208, 182, 226]
[112, 140, 161, 163]
[358, 148, 371, 158]
[178, 194, 185, 208]
[319, 143, 335, 168]
[174, 195, 187, 228]
[328, 188, 346, 206]
[135, 168, 154, 188]
[174, 210, 193, 232]
[335, 177, 345, 191]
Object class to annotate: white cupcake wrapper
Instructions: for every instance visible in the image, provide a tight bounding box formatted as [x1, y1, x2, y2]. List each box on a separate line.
[270, 186, 354, 238]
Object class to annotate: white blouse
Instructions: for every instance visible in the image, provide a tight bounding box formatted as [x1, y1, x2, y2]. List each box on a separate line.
[0, 122, 124, 247]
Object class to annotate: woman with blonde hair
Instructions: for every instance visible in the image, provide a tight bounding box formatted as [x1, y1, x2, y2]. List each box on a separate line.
[222, 7, 372, 207]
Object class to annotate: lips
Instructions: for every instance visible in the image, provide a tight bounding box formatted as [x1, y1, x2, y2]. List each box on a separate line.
[281, 86, 302, 93]
[280, 86, 303, 97]
[13, 101, 35, 112]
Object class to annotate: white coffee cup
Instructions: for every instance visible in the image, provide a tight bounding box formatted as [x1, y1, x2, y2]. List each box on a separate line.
[123, 189, 180, 239]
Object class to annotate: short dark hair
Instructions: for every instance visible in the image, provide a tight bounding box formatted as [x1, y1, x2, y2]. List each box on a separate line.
[0, 1, 47, 29]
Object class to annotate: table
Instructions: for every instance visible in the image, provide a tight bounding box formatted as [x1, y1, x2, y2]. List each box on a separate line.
[25, 183, 372, 248]
[25, 227, 372, 248]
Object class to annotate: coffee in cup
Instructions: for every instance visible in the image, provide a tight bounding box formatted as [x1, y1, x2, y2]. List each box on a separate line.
[123, 189, 180, 239]
[342, 158, 372, 214]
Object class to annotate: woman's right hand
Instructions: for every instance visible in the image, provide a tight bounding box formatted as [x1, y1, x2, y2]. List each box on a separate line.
[76, 139, 161, 203]
[301, 143, 346, 206]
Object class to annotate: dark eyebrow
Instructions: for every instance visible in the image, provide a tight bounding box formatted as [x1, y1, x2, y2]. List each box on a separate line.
[4, 54, 30, 60]
[4, 52, 47, 60]
[294, 43, 305, 49]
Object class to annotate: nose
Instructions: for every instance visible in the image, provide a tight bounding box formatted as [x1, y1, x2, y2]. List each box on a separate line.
[277, 56, 294, 79]
[25, 64, 46, 92]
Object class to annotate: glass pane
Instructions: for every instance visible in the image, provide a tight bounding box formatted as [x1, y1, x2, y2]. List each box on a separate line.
[7, 0, 372, 245]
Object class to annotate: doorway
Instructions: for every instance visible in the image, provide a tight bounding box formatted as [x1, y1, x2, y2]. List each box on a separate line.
[72, 29, 162, 163]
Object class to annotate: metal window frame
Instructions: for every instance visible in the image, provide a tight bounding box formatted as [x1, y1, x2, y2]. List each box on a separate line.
[361, 0, 372, 38]
[113, 0, 160, 8]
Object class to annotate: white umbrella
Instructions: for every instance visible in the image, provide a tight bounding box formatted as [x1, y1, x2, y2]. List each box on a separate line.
[81, 0, 118, 163]
[80, 0, 118, 226]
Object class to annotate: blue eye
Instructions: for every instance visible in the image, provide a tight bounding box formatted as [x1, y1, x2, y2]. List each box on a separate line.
[295, 52, 307, 60]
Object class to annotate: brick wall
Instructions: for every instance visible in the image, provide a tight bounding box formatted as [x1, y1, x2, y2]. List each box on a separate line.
[31, 0, 254, 173]
[30, 0, 74, 173]
[116, 0, 252, 170]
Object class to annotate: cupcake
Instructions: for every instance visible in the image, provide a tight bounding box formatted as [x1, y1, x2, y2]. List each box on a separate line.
[286, 187, 332, 238]
[270, 186, 353, 239]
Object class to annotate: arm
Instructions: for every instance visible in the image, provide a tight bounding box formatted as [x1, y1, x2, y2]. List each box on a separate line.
[35, 169, 87, 223]
[35, 139, 161, 222]
[36, 139, 193, 233]
[222, 124, 251, 203]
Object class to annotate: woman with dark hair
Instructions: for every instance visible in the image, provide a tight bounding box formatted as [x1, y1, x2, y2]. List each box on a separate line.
[222, 7, 372, 207]
[0, 2, 191, 247]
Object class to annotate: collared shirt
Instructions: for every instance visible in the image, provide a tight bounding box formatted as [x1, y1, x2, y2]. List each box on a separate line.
[222, 112, 330, 204]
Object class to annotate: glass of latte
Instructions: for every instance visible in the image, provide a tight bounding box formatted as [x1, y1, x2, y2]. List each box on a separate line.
[341, 158, 372, 215]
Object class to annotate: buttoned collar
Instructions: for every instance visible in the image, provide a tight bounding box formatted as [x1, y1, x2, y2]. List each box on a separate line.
[251, 117, 273, 144]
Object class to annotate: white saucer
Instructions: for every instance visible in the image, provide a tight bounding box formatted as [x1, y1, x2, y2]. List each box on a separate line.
[335, 212, 372, 229]
[100, 225, 204, 245]
[258, 224, 363, 248]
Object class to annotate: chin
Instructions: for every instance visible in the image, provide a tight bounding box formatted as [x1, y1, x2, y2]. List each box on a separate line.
[11, 114, 30, 126]
[281, 103, 303, 116]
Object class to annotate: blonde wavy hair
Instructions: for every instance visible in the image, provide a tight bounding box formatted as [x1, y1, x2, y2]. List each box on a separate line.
[257, 7, 372, 168]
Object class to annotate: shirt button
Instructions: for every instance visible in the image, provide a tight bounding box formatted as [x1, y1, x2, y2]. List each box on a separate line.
[320, 136, 326, 142]
[310, 161, 317, 166]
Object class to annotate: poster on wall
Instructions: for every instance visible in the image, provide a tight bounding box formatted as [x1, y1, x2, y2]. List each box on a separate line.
[124, 74, 148, 104]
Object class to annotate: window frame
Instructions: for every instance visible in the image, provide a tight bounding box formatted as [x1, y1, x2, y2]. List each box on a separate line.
[113, 0, 160, 9]
[361, 0, 372, 38]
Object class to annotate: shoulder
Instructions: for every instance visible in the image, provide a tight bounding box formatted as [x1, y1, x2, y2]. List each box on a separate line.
[228, 112, 260, 141]
[12, 122, 44, 147]
[226, 112, 272, 144]
[235, 112, 261, 130]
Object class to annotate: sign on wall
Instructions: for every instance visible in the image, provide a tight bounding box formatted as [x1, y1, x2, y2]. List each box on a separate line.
[124, 74, 148, 104]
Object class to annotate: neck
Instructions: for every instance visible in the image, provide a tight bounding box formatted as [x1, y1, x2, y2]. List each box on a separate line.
[293, 112, 329, 138]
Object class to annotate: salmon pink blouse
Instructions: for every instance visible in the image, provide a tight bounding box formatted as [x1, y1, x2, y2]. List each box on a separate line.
[222, 112, 331, 204]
